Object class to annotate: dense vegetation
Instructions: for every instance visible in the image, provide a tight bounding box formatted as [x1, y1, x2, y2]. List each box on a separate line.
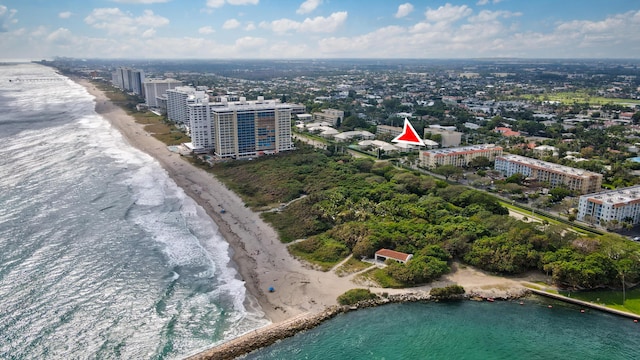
[211, 145, 640, 290]
[430, 285, 466, 299]
[337, 289, 379, 305]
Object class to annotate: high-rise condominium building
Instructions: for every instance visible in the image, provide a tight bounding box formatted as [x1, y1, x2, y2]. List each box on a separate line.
[112, 67, 145, 97]
[166, 86, 208, 125]
[188, 97, 292, 159]
[143, 79, 183, 108]
[494, 154, 602, 194]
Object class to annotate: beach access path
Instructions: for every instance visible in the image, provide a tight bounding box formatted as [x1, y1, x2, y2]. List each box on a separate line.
[76, 77, 531, 324]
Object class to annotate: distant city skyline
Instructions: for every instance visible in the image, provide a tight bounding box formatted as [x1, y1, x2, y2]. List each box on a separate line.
[0, 0, 639, 60]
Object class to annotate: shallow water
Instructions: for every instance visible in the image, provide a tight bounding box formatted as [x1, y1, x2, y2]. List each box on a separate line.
[246, 298, 640, 360]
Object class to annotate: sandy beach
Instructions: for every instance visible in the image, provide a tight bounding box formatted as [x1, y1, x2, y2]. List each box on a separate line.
[76, 78, 529, 325]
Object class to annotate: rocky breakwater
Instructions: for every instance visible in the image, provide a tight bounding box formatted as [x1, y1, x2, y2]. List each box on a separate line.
[185, 307, 345, 360]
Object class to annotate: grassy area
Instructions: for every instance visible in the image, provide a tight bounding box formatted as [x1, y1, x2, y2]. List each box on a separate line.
[360, 268, 406, 288]
[335, 256, 371, 277]
[500, 201, 598, 237]
[558, 288, 640, 315]
[520, 92, 640, 106]
[287, 237, 349, 271]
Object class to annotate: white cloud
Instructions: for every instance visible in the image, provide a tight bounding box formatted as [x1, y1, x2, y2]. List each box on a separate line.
[84, 8, 169, 36]
[425, 3, 472, 24]
[0, 5, 18, 32]
[395, 3, 414, 19]
[199, 25, 215, 34]
[223, 18, 241, 29]
[46, 28, 76, 46]
[297, 0, 322, 15]
[206, 0, 225, 8]
[58, 11, 72, 19]
[235, 36, 266, 49]
[111, 0, 171, 3]
[469, 10, 521, 23]
[142, 28, 156, 38]
[262, 11, 347, 34]
[477, 0, 503, 5]
[206, 0, 259, 8]
[245, 22, 256, 31]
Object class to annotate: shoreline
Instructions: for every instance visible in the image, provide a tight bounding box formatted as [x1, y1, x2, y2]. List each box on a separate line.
[71, 75, 560, 355]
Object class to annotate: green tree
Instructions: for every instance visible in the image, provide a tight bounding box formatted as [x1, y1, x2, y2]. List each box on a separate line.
[433, 164, 463, 180]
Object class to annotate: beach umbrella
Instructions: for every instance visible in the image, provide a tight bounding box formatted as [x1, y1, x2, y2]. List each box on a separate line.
[268, 286, 275, 292]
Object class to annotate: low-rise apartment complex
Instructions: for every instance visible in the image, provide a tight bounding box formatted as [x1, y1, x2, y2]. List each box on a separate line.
[494, 154, 602, 194]
[420, 144, 503, 169]
[578, 185, 640, 226]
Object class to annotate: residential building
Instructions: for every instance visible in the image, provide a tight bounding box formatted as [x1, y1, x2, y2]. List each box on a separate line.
[209, 97, 293, 159]
[494, 154, 602, 194]
[376, 124, 403, 139]
[167, 86, 208, 125]
[187, 100, 213, 153]
[420, 144, 503, 169]
[494, 127, 521, 137]
[112, 67, 145, 96]
[425, 127, 462, 147]
[577, 185, 640, 226]
[143, 78, 183, 108]
[312, 108, 344, 127]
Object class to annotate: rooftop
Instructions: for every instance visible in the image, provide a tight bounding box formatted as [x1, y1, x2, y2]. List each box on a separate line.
[497, 154, 601, 178]
[583, 185, 640, 205]
[422, 144, 501, 156]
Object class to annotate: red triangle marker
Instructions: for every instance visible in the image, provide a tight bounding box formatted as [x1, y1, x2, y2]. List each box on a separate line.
[392, 118, 425, 146]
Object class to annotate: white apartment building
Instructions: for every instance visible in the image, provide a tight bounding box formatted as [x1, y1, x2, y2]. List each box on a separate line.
[143, 79, 182, 108]
[112, 67, 145, 96]
[188, 101, 213, 153]
[312, 109, 344, 127]
[578, 185, 640, 225]
[494, 154, 602, 194]
[166, 86, 208, 125]
[424, 127, 462, 148]
[420, 144, 503, 169]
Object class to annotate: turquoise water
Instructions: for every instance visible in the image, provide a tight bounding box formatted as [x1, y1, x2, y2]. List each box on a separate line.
[245, 298, 639, 359]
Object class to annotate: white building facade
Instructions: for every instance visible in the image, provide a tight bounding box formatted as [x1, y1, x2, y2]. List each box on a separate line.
[420, 144, 503, 169]
[578, 185, 640, 225]
[143, 79, 183, 108]
[494, 154, 602, 194]
[166, 86, 208, 125]
[210, 97, 293, 159]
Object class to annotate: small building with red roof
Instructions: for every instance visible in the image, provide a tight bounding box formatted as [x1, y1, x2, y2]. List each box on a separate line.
[494, 127, 521, 137]
[375, 249, 413, 264]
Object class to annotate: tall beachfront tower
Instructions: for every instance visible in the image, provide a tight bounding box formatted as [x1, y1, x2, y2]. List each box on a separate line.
[188, 100, 213, 153]
[209, 97, 293, 159]
[112, 67, 145, 97]
[143, 78, 182, 108]
[166, 86, 208, 125]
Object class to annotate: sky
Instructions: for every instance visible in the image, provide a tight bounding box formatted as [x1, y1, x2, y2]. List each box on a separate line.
[0, 0, 639, 60]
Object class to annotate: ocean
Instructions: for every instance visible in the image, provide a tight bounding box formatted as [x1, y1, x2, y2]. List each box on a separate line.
[0, 63, 268, 359]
